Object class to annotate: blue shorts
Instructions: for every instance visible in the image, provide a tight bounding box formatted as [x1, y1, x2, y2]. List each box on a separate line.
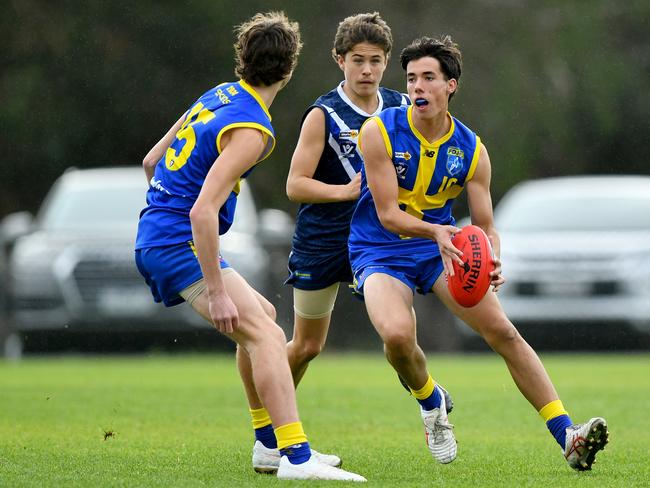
[351, 252, 444, 297]
[285, 249, 352, 290]
[135, 241, 230, 307]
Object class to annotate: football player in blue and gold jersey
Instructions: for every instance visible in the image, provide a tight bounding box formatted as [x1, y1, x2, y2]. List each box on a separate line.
[135, 12, 365, 482]
[349, 36, 608, 470]
[235, 13, 404, 472]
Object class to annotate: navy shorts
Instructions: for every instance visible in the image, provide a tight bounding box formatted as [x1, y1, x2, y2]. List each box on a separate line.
[135, 241, 230, 307]
[285, 249, 353, 291]
[351, 252, 444, 297]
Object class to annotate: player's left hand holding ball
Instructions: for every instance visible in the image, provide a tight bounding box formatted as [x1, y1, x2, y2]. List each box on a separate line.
[487, 235, 505, 292]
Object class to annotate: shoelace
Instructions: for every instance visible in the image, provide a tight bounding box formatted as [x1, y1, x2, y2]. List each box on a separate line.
[433, 419, 455, 443]
[424, 415, 455, 443]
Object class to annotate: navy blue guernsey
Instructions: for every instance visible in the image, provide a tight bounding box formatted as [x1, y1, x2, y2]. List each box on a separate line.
[291, 82, 408, 255]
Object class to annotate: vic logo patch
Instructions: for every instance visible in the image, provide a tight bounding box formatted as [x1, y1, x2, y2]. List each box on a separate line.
[341, 142, 356, 155]
[446, 147, 464, 176]
[395, 162, 408, 179]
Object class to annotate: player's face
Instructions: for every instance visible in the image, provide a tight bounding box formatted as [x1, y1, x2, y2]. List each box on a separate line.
[337, 42, 387, 98]
[406, 56, 456, 119]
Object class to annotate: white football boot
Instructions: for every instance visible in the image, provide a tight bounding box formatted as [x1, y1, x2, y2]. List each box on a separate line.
[564, 417, 609, 471]
[421, 390, 457, 464]
[252, 441, 342, 474]
[277, 455, 366, 482]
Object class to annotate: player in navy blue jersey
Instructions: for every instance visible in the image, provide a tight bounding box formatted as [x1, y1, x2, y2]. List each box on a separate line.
[349, 35, 608, 470]
[135, 12, 365, 482]
[283, 12, 408, 387]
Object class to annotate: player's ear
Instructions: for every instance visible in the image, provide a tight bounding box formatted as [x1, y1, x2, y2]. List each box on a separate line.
[447, 78, 457, 96]
[336, 54, 346, 71]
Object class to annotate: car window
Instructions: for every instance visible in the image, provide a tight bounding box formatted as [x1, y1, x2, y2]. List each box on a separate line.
[497, 192, 650, 231]
[38, 186, 146, 230]
[36, 174, 258, 233]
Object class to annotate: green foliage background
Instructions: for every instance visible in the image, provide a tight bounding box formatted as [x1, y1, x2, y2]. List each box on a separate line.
[2, 0, 648, 215]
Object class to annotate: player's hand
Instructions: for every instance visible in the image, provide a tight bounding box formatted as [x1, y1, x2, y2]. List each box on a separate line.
[489, 256, 505, 292]
[432, 224, 464, 277]
[343, 172, 361, 200]
[487, 235, 505, 292]
[208, 290, 239, 334]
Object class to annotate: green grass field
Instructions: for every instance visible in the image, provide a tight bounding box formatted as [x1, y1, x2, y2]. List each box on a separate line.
[1, 353, 648, 487]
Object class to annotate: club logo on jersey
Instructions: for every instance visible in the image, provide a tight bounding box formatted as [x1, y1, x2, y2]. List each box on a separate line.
[339, 130, 358, 140]
[395, 162, 408, 180]
[446, 147, 464, 176]
[394, 151, 411, 161]
[341, 142, 356, 155]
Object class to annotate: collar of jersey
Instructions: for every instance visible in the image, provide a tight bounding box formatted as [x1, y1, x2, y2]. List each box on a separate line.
[406, 106, 454, 148]
[337, 81, 384, 117]
[238, 80, 272, 121]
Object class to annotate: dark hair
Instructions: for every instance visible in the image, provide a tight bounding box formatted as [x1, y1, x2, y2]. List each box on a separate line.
[234, 11, 302, 86]
[331, 12, 392, 61]
[399, 36, 462, 99]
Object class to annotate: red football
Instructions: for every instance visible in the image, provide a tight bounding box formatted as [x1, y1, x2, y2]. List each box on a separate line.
[446, 225, 495, 307]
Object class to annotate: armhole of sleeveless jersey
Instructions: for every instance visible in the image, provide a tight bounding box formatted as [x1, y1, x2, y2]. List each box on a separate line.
[375, 117, 393, 157]
[466, 135, 482, 182]
[359, 116, 392, 158]
[216, 122, 276, 162]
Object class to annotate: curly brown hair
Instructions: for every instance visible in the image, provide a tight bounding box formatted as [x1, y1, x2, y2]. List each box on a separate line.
[331, 12, 392, 61]
[399, 36, 462, 100]
[234, 12, 302, 87]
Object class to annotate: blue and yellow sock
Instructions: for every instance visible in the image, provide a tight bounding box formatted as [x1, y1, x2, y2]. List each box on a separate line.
[539, 400, 573, 449]
[276, 421, 311, 465]
[410, 375, 442, 411]
[250, 407, 277, 449]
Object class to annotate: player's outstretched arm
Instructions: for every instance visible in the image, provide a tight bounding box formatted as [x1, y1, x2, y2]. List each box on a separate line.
[361, 119, 463, 276]
[189, 127, 267, 333]
[286, 108, 361, 203]
[142, 113, 186, 183]
[465, 143, 504, 290]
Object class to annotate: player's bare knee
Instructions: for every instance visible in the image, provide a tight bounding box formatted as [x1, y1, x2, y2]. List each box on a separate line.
[258, 299, 276, 321]
[298, 338, 324, 362]
[482, 319, 521, 350]
[263, 320, 287, 347]
[241, 315, 286, 349]
[382, 329, 417, 359]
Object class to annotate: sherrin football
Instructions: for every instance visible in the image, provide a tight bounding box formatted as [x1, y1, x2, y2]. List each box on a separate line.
[447, 225, 495, 307]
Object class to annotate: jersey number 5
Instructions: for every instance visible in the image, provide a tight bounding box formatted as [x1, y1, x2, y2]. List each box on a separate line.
[165, 103, 216, 171]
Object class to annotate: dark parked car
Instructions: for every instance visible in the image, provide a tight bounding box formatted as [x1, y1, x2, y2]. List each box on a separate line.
[2, 166, 292, 354]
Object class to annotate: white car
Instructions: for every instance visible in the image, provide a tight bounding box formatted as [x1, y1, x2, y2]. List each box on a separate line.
[488, 175, 650, 341]
[3, 166, 291, 351]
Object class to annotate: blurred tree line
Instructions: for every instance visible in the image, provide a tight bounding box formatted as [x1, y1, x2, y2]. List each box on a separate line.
[1, 0, 648, 218]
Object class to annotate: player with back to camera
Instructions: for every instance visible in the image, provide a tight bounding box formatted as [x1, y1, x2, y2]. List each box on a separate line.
[134, 12, 365, 482]
[236, 14, 452, 470]
[348, 35, 609, 470]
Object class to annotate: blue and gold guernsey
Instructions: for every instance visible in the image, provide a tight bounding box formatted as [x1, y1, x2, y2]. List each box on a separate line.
[349, 105, 481, 269]
[135, 80, 275, 250]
